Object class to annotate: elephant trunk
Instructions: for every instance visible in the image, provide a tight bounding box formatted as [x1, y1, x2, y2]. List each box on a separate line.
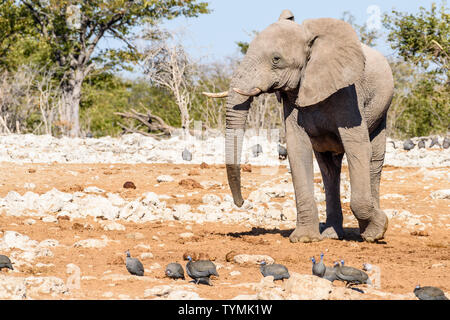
[225, 82, 253, 207]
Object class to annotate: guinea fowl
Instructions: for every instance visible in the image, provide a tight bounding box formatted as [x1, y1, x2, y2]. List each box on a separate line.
[429, 137, 441, 148]
[182, 148, 192, 161]
[278, 144, 288, 160]
[418, 139, 426, 149]
[125, 250, 144, 276]
[165, 263, 185, 280]
[251, 144, 263, 157]
[414, 285, 448, 300]
[323, 265, 338, 282]
[0, 255, 13, 271]
[403, 139, 415, 151]
[186, 256, 218, 286]
[334, 260, 371, 287]
[311, 253, 326, 277]
[259, 261, 290, 281]
[443, 137, 450, 149]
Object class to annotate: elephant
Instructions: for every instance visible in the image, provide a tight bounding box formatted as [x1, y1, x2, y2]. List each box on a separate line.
[203, 10, 394, 243]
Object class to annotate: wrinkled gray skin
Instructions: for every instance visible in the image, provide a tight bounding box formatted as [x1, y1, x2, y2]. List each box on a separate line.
[224, 11, 393, 243]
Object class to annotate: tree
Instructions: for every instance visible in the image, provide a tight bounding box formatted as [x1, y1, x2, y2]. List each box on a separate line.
[141, 30, 195, 136]
[341, 11, 381, 47]
[14, 0, 209, 137]
[383, 1, 449, 137]
[383, 1, 449, 78]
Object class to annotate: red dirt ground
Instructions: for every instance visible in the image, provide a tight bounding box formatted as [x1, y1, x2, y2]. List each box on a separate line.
[0, 163, 448, 299]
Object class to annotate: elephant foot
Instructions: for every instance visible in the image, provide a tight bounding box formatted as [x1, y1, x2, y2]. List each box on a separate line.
[359, 210, 389, 243]
[320, 222, 344, 240]
[289, 226, 322, 243]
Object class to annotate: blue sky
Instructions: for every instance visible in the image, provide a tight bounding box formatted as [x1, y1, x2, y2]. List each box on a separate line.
[159, 0, 440, 60]
[109, 0, 442, 77]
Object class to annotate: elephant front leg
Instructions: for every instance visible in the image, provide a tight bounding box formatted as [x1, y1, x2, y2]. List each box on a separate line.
[315, 151, 344, 240]
[285, 106, 321, 243]
[338, 127, 388, 242]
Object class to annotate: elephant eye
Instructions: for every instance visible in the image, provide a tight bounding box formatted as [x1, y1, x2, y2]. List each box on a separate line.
[272, 55, 282, 65]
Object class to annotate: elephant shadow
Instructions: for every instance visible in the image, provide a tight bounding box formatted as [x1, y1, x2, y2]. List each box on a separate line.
[224, 225, 377, 242]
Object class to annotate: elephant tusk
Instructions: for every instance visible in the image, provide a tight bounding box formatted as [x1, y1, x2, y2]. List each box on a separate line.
[202, 91, 229, 98]
[233, 87, 262, 97]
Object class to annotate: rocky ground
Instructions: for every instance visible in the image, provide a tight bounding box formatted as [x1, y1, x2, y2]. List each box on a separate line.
[0, 133, 448, 300]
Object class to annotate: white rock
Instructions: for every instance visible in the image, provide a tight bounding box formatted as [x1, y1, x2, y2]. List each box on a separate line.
[140, 252, 154, 260]
[0, 231, 38, 250]
[380, 193, 406, 200]
[73, 238, 108, 248]
[248, 190, 270, 203]
[150, 263, 161, 270]
[167, 290, 201, 300]
[179, 232, 194, 238]
[231, 294, 257, 300]
[102, 221, 126, 231]
[265, 208, 282, 220]
[282, 273, 333, 300]
[0, 275, 27, 299]
[42, 216, 58, 223]
[24, 219, 36, 225]
[202, 194, 221, 206]
[173, 204, 191, 220]
[83, 186, 105, 193]
[144, 285, 172, 297]
[23, 182, 36, 190]
[430, 189, 450, 200]
[39, 239, 59, 248]
[157, 175, 174, 183]
[24, 276, 68, 296]
[233, 254, 274, 265]
[107, 193, 126, 207]
[102, 292, 114, 298]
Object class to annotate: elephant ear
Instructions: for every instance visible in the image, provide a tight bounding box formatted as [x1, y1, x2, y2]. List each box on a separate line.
[296, 18, 365, 107]
[279, 9, 294, 21]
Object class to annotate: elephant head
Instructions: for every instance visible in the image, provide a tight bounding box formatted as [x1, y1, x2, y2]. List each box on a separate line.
[205, 13, 365, 207]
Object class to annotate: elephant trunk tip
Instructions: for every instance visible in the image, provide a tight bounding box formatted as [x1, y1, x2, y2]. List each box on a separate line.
[234, 197, 244, 208]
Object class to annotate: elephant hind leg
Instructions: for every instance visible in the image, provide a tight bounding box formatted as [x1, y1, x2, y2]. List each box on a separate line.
[315, 151, 344, 240]
[369, 116, 387, 209]
[358, 116, 389, 242]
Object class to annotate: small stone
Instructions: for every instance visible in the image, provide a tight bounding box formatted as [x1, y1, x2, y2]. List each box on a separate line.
[188, 169, 200, 176]
[225, 251, 238, 262]
[102, 292, 114, 298]
[230, 271, 241, 277]
[157, 175, 174, 183]
[202, 194, 221, 206]
[123, 181, 136, 189]
[179, 179, 203, 190]
[73, 238, 108, 248]
[233, 254, 274, 265]
[410, 230, 429, 237]
[102, 221, 126, 231]
[126, 232, 145, 240]
[430, 189, 450, 200]
[179, 232, 194, 238]
[42, 216, 58, 223]
[24, 219, 36, 225]
[84, 186, 105, 193]
[183, 252, 215, 261]
[242, 164, 252, 172]
[200, 162, 210, 169]
[140, 252, 154, 260]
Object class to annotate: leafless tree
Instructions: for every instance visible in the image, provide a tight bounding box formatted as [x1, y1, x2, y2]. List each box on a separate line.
[0, 64, 63, 135]
[141, 30, 195, 137]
